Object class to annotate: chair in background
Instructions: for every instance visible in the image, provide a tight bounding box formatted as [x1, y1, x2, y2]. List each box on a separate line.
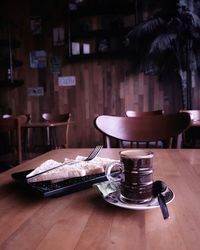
[126, 110, 164, 117]
[180, 110, 200, 147]
[179, 110, 200, 122]
[2, 114, 12, 118]
[126, 109, 164, 147]
[42, 113, 71, 149]
[0, 115, 27, 171]
[94, 113, 191, 148]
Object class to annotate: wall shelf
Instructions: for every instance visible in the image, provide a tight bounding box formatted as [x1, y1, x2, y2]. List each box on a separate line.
[70, 27, 132, 39]
[69, 3, 136, 17]
[0, 39, 21, 48]
[0, 59, 23, 67]
[0, 79, 24, 87]
[67, 0, 136, 60]
[0, 22, 23, 86]
[66, 49, 131, 62]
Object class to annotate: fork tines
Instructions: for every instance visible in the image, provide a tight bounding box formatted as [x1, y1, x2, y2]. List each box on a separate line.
[86, 145, 103, 161]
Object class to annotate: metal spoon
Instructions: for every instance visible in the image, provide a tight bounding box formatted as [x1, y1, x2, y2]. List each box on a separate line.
[153, 180, 170, 220]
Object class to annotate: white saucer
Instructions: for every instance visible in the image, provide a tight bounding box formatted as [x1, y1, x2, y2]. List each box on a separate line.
[103, 189, 175, 210]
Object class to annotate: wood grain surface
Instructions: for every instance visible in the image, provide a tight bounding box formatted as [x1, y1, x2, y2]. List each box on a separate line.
[0, 148, 200, 250]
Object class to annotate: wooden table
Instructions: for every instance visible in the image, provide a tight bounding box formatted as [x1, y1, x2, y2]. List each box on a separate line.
[1, 148, 200, 250]
[22, 121, 72, 150]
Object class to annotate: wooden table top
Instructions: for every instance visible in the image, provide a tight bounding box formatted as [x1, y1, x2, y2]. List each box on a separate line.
[1, 148, 200, 250]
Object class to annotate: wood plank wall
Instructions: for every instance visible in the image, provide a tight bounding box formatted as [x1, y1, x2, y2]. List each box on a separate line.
[0, 0, 200, 148]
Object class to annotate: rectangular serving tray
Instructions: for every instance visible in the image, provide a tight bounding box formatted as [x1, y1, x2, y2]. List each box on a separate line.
[12, 169, 107, 198]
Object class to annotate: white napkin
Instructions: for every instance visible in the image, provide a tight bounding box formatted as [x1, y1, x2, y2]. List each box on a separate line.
[26, 156, 119, 183]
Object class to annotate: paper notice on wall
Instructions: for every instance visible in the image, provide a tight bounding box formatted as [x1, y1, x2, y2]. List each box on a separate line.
[58, 76, 76, 86]
[83, 43, 90, 54]
[71, 42, 80, 55]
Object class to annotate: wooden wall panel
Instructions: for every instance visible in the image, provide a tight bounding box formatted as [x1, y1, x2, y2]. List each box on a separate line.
[1, 0, 200, 148]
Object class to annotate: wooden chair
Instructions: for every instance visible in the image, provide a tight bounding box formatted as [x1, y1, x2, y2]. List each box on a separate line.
[179, 110, 200, 121]
[0, 115, 27, 170]
[42, 113, 71, 148]
[126, 109, 164, 147]
[180, 110, 200, 147]
[126, 110, 164, 117]
[94, 113, 191, 148]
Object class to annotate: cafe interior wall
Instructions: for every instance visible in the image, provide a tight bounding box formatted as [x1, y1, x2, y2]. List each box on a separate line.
[0, 0, 200, 148]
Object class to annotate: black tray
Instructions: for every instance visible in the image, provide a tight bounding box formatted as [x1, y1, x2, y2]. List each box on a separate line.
[11, 169, 107, 198]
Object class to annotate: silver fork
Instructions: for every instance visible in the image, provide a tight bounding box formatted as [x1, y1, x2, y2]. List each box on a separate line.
[26, 145, 103, 180]
[83, 145, 103, 161]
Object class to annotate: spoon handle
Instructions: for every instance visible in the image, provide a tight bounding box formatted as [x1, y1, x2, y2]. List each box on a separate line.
[158, 194, 170, 220]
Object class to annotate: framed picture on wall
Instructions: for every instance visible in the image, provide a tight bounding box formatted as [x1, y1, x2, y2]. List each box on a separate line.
[30, 50, 47, 68]
[96, 37, 110, 53]
[30, 16, 42, 35]
[53, 27, 65, 46]
[49, 55, 62, 73]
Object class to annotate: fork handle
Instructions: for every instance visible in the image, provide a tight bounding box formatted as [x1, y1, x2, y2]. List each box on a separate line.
[26, 160, 77, 180]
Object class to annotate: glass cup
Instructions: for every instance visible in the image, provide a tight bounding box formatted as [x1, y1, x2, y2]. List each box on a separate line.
[105, 149, 154, 204]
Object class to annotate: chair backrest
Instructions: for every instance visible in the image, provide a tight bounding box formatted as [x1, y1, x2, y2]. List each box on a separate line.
[126, 110, 164, 147]
[179, 110, 200, 122]
[179, 110, 200, 147]
[0, 115, 27, 165]
[42, 113, 71, 123]
[42, 113, 71, 148]
[126, 110, 164, 117]
[2, 114, 12, 118]
[94, 113, 191, 148]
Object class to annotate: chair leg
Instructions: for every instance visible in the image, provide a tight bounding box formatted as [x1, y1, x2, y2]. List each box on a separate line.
[46, 127, 50, 146]
[51, 127, 58, 149]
